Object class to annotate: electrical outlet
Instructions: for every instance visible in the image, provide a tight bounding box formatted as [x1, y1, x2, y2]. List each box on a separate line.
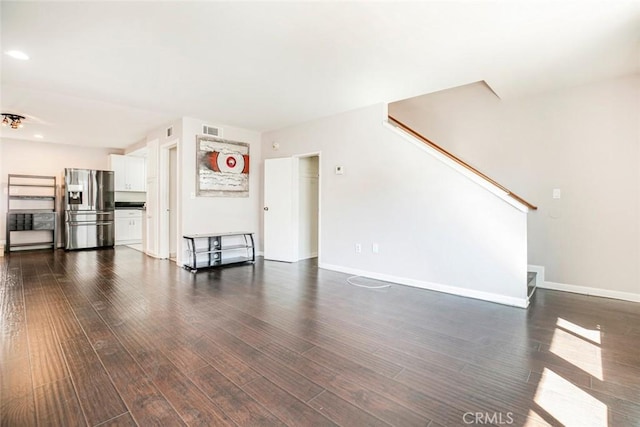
[372, 243, 379, 254]
[355, 243, 362, 253]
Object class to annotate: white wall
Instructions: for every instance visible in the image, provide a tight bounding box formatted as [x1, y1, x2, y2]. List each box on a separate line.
[389, 76, 640, 299]
[176, 118, 262, 264]
[0, 138, 122, 246]
[263, 103, 529, 307]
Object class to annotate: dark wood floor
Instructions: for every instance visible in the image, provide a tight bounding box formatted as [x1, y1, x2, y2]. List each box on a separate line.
[2, 248, 640, 427]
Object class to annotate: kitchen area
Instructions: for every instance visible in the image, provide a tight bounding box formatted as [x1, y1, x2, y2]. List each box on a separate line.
[62, 151, 146, 251]
[3, 149, 146, 254]
[109, 152, 146, 250]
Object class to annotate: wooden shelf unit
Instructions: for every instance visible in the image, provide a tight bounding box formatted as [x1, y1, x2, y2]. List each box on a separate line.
[5, 174, 58, 252]
[183, 232, 255, 272]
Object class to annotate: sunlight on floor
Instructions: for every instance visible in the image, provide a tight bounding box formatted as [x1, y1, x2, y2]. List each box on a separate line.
[534, 368, 608, 426]
[550, 329, 603, 380]
[524, 409, 545, 426]
[534, 318, 608, 426]
[556, 318, 601, 344]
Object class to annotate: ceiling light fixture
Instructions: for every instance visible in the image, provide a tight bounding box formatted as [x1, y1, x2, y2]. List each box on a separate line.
[1, 113, 25, 129]
[5, 50, 30, 60]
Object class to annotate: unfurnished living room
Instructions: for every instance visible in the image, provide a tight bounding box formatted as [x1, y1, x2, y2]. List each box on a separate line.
[1, 2, 639, 426]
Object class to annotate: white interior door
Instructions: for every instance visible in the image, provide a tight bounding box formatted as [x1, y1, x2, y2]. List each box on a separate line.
[264, 157, 295, 262]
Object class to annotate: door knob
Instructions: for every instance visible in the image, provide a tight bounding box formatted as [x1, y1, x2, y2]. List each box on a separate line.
[264, 207, 269, 211]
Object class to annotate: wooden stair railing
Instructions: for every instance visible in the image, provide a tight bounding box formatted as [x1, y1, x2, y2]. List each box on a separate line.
[388, 115, 537, 211]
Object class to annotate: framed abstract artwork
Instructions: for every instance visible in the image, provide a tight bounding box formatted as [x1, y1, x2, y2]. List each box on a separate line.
[196, 136, 250, 197]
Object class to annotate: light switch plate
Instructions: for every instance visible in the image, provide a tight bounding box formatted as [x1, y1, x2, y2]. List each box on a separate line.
[553, 189, 561, 199]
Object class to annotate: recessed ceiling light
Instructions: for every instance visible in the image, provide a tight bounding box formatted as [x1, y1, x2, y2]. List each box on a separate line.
[34, 134, 44, 139]
[5, 50, 30, 60]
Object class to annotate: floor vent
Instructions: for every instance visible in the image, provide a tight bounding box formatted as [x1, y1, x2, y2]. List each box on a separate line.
[202, 125, 222, 137]
[527, 271, 537, 300]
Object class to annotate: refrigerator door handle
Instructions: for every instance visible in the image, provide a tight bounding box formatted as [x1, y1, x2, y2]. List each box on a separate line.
[89, 170, 95, 210]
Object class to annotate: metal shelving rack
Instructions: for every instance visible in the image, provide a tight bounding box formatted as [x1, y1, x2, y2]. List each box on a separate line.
[183, 232, 255, 272]
[5, 174, 58, 252]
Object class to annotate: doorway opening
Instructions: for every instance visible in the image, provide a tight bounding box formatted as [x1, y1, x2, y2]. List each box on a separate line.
[297, 155, 319, 260]
[158, 139, 179, 261]
[263, 153, 320, 262]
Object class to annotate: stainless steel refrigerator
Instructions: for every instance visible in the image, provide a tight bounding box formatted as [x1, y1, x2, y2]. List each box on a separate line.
[64, 168, 115, 250]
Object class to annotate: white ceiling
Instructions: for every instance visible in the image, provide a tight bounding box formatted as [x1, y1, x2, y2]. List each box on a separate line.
[1, 1, 639, 149]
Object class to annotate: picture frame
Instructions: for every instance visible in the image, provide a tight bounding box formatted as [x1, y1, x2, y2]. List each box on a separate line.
[196, 136, 250, 197]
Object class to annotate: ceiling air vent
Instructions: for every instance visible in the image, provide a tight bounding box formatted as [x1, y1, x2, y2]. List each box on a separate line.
[202, 124, 221, 137]
[166, 126, 173, 138]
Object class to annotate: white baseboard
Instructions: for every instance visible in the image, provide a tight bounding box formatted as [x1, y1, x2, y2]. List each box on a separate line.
[319, 262, 528, 309]
[297, 252, 318, 261]
[539, 280, 640, 303]
[116, 240, 142, 246]
[528, 264, 639, 303]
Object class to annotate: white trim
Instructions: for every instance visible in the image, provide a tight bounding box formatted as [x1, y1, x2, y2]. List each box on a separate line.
[380, 102, 389, 122]
[158, 139, 180, 261]
[539, 281, 640, 303]
[319, 262, 529, 309]
[382, 121, 530, 213]
[528, 264, 639, 303]
[115, 240, 142, 246]
[145, 251, 163, 259]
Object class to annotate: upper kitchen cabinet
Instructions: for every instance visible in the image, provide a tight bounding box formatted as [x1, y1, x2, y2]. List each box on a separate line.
[109, 154, 146, 192]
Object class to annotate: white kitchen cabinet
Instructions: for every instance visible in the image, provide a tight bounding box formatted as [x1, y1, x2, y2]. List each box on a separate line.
[115, 210, 143, 244]
[109, 154, 146, 192]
